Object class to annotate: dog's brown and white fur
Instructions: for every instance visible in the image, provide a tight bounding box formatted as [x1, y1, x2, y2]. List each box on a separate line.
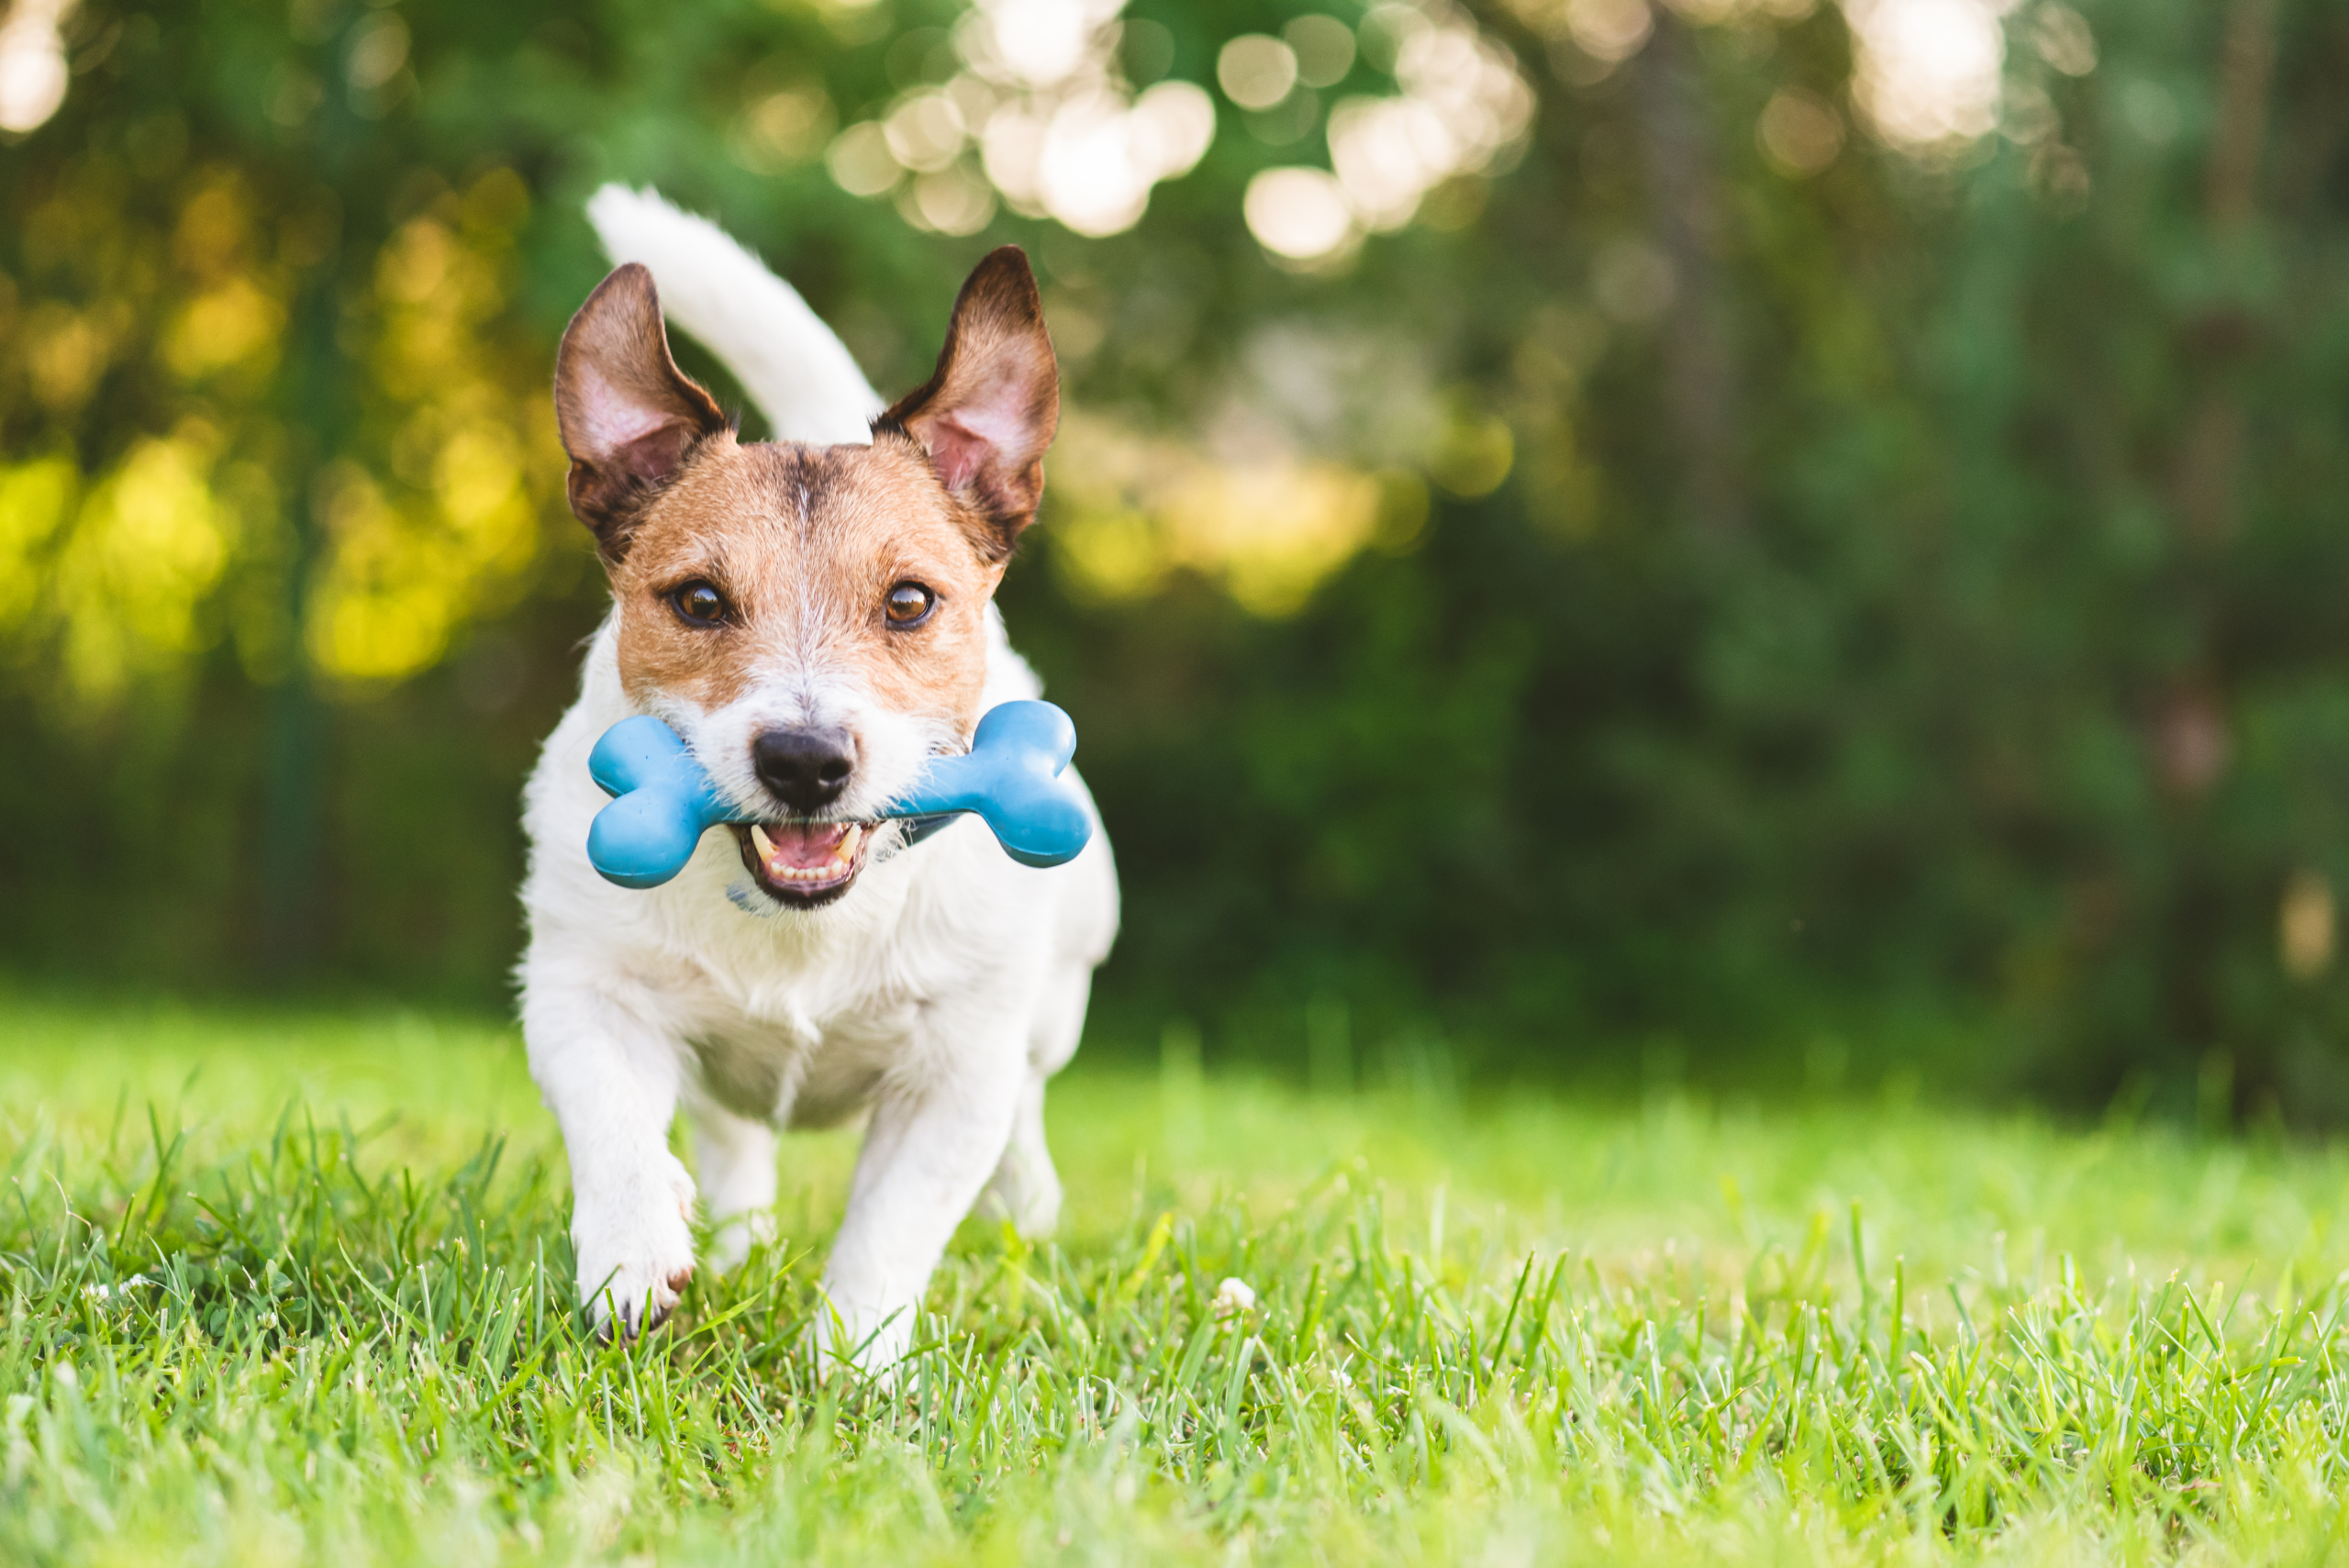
[518, 189, 1117, 1370]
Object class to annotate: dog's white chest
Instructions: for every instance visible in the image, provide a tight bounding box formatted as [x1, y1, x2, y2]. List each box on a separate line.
[674, 959, 929, 1127]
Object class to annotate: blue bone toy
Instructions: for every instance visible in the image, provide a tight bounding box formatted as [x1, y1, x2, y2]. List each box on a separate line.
[585, 700, 1091, 889]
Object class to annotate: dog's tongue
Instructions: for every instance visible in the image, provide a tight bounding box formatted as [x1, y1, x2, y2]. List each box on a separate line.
[763, 821, 852, 873]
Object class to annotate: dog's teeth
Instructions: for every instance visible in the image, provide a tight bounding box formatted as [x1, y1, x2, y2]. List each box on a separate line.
[839, 824, 863, 862]
[751, 824, 774, 859]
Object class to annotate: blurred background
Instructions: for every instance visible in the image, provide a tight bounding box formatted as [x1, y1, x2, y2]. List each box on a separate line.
[2, 0, 2346, 1117]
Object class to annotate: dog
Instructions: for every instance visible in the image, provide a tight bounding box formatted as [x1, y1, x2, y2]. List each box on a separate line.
[517, 187, 1119, 1372]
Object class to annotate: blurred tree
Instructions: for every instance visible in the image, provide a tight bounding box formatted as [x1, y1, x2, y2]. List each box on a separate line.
[3, 0, 2349, 1117]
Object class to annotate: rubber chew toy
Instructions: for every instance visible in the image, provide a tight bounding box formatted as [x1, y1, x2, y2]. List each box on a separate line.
[584, 717, 737, 890]
[585, 700, 1091, 889]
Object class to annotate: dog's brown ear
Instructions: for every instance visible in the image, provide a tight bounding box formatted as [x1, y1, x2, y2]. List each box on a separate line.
[554, 263, 728, 562]
[877, 247, 1059, 559]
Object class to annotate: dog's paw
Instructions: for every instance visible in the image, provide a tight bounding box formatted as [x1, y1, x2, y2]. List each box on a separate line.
[573, 1153, 699, 1337]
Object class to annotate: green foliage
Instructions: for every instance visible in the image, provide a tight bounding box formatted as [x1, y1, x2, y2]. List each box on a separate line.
[9, 995, 2349, 1562]
[4, 0, 2349, 1105]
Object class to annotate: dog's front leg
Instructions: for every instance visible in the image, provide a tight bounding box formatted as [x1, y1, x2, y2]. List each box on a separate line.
[818, 1020, 1025, 1378]
[522, 971, 698, 1335]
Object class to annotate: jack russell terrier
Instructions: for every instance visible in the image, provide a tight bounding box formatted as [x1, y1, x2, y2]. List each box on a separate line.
[518, 187, 1119, 1372]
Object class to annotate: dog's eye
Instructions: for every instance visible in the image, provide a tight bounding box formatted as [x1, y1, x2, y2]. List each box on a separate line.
[670, 582, 729, 626]
[884, 582, 936, 627]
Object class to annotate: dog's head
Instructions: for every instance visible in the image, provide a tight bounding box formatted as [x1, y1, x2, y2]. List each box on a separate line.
[552, 249, 1058, 908]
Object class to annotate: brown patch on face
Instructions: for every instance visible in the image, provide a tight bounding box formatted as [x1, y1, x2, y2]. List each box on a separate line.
[609, 439, 1002, 732]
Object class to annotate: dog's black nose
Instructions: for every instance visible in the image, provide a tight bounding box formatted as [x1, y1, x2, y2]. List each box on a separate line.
[752, 727, 856, 812]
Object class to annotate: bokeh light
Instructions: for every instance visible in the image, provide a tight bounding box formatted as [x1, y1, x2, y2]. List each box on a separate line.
[2283, 870, 2338, 981]
[0, 0, 72, 133]
[829, 0, 1213, 238]
[1234, 4, 1536, 261]
[1049, 411, 1400, 615]
[1284, 15, 1357, 87]
[1757, 88, 1845, 177]
[1564, 0, 1653, 63]
[820, 0, 1529, 255]
[1218, 34, 1300, 111]
[1244, 166, 1354, 260]
[1841, 0, 2019, 148]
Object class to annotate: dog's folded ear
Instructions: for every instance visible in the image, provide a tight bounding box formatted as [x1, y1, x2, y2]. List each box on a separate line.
[877, 247, 1060, 560]
[554, 263, 729, 562]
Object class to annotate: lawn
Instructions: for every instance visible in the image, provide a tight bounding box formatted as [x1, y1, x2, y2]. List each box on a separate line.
[5, 995, 2349, 1565]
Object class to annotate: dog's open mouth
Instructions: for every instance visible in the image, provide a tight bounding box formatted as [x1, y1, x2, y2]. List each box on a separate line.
[731, 820, 877, 906]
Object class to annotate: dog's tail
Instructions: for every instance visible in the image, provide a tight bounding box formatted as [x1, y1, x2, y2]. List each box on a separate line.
[584, 184, 882, 446]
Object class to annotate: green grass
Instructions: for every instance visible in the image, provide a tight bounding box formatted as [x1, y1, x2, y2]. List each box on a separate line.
[6, 995, 2349, 1565]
